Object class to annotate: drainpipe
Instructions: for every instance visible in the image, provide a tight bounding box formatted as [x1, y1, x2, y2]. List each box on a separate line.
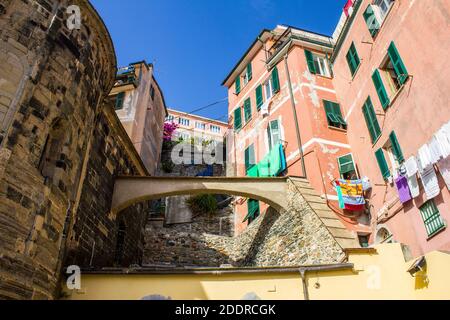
[299, 268, 310, 300]
[283, 52, 307, 179]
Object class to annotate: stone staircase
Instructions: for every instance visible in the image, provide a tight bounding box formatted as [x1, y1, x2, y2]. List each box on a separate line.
[289, 177, 360, 249]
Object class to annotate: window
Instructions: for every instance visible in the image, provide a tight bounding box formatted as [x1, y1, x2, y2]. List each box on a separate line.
[243, 63, 253, 86]
[375, 148, 391, 179]
[245, 199, 260, 225]
[150, 85, 155, 100]
[346, 42, 360, 76]
[235, 77, 241, 95]
[210, 125, 221, 133]
[420, 200, 446, 238]
[245, 144, 255, 172]
[233, 107, 242, 131]
[362, 96, 382, 143]
[358, 235, 369, 248]
[323, 100, 347, 129]
[385, 41, 409, 87]
[363, 5, 380, 37]
[115, 92, 125, 110]
[264, 78, 274, 101]
[338, 154, 358, 180]
[255, 85, 263, 110]
[195, 122, 206, 130]
[166, 115, 175, 122]
[372, 69, 390, 110]
[389, 131, 404, 163]
[374, 0, 394, 21]
[244, 98, 252, 123]
[305, 50, 331, 77]
[178, 132, 191, 141]
[178, 118, 190, 126]
[267, 120, 281, 150]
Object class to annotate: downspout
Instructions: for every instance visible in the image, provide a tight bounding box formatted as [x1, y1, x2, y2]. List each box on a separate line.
[299, 268, 310, 300]
[283, 51, 307, 178]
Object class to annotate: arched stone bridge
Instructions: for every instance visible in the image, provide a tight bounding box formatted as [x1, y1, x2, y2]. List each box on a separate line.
[111, 176, 360, 249]
[111, 176, 290, 213]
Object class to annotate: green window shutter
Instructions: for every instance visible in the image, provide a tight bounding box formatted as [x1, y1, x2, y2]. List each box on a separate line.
[245, 144, 255, 172]
[305, 50, 316, 74]
[271, 67, 280, 93]
[247, 63, 253, 81]
[244, 98, 252, 123]
[235, 77, 241, 95]
[346, 43, 360, 76]
[420, 200, 446, 237]
[375, 148, 391, 179]
[363, 5, 380, 37]
[372, 69, 390, 109]
[324, 100, 346, 127]
[256, 85, 263, 110]
[338, 154, 356, 175]
[389, 131, 404, 163]
[115, 92, 125, 110]
[234, 107, 242, 131]
[243, 199, 260, 223]
[362, 97, 382, 143]
[388, 42, 409, 85]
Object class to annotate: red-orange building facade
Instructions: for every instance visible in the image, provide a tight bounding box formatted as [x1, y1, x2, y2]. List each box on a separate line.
[223, 0, 450, 256]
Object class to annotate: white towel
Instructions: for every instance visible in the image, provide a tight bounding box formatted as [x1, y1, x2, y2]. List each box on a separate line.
[437, 157, 450, 190]
[405, 156, 418, 177]
[260, 100, 270, 117]
[435, 128, 450, 159]
[407, 174, 420, 198]
[420, 165, 440, 200]
[418, 145, 433, 172]
[428, 136, 444, 164]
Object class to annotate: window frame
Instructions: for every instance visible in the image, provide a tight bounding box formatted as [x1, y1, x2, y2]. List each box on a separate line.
[420, 200, 446, 238]
[323, 100, 347, 130]
[337, 153, 358, 180]
[267, 119, 281, 151]
[346, 42, 361, 77]
[313, 54, 331, 78]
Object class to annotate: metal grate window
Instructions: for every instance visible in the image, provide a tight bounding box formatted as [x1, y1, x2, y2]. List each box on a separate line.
[420, 200, 446, 238]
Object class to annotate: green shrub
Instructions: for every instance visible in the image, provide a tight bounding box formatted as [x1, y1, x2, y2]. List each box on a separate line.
[186, 194, 218, 216]
[161, 160, 174, 173]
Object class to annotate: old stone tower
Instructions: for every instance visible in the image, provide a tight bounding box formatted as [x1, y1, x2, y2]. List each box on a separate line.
[0, 0, 148, 299]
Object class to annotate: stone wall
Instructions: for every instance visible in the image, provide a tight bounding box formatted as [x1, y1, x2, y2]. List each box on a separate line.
[64, 105, 150, 269]
[203, 180, 346, 267]
[0, 0, 127, 300]
[144, 206, 234, 267]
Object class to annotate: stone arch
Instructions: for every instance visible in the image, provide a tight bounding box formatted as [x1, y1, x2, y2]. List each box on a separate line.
[376, 224, 394, 244]
[111, 177, 289, 215]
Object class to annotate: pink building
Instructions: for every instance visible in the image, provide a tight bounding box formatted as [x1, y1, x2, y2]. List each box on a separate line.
[223, 0, 450, 256]
[166, 108, 228, 146]
[222, 26, 370, 238]
[331, 0, 450, 256]
[109, 61, 167, 175]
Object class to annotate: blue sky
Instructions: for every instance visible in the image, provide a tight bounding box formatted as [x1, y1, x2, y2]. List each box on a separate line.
[91, 0, 345, 121]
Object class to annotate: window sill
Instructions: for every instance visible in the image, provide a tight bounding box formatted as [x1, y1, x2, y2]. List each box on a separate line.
[427, 225, 447, 241]
[328, 126, 347, 133]
[315, 74, 333, 80]
[350, 62, 362, 81]
[386, 76, 410, 109]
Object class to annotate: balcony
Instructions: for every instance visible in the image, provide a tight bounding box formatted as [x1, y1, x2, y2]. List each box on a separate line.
[113, 65, 140, 90]
[266, 27, 334, 65]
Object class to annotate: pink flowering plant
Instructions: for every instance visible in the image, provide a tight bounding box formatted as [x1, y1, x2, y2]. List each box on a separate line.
[163, 122, 179, 142]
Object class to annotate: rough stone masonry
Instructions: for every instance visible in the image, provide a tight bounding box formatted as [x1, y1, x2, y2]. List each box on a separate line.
[0, 0, 150, 300]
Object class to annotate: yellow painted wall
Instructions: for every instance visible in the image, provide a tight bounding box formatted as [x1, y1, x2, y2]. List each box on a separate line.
[63, 244, 450, 300]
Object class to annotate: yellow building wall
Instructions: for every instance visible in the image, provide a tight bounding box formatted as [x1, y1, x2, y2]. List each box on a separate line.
[63, 244, 450, 300]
